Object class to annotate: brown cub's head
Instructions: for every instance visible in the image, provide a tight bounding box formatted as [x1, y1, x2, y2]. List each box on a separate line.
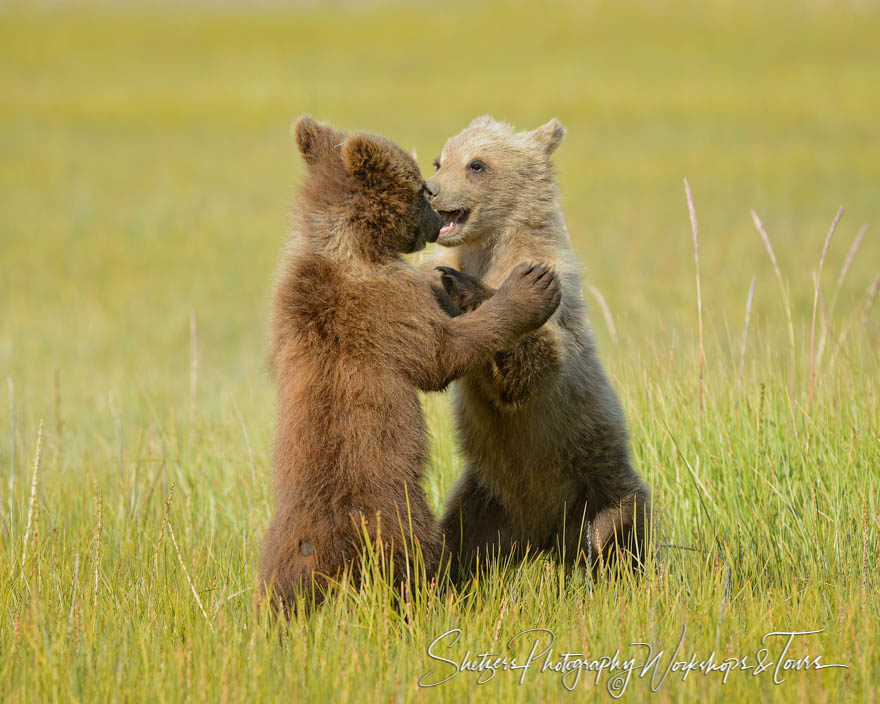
[426, 116, 565, 247]
[293, 115, 440, 262]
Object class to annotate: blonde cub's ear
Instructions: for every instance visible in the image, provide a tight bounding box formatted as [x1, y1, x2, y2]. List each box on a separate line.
[468, 115, 497, 130]
[530, 118, 566, 156]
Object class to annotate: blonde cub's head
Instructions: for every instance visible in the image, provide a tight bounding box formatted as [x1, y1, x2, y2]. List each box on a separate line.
[426, 116, 565, 247]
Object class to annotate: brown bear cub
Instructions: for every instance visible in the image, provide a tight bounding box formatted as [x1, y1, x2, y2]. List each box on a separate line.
[425, 116, 651, 578]
[260, 116, 562, 610]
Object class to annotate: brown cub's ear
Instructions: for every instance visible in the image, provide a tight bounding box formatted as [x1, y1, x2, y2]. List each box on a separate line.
[341, 134, 398, 188]
[293, 115, 340, 167]
[530, 118, 566, 156]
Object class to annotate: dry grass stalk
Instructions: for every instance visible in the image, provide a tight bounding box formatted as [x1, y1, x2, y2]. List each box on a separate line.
[168, 521, 214, 632]
[836, 224, 868, 294]
[68, 553, 80, 635]
[586, 283, 618, 344]
[21, 419, 44, 573]
[750, 209, 797, 397]
[152, 482, 176, 581]
[809, 206, 844, 414]
[738, 276, 757, 388]
[684, 178, 704, 413]
[92, 491, 103, 602]
[863, 273, 880, 324]
[819, 224, 868, 367]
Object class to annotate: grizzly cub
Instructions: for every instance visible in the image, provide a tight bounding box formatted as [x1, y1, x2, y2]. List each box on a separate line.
[425, 116, 650, 578]
[260, 116, 562, 609]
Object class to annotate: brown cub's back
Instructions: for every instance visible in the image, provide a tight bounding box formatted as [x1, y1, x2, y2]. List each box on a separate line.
[261, 117, 444, 611]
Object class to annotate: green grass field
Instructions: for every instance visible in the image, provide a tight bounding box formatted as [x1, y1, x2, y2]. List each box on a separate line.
[1, 1, 879, 701]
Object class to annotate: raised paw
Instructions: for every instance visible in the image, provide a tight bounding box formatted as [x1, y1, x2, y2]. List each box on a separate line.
[435, 266, 494, 312]
[495, 262, 562, 335]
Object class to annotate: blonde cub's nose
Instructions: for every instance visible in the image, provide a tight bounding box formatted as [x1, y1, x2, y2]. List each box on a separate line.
[425, 181, 440, 198]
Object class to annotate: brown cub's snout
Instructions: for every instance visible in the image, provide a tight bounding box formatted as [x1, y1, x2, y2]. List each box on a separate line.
[421, 199, 442, 243]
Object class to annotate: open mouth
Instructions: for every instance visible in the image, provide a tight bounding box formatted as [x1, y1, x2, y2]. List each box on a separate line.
[437, 209, 470, 238]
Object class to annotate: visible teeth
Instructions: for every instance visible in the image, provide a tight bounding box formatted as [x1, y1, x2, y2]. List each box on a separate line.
[437, 210, 466, 237]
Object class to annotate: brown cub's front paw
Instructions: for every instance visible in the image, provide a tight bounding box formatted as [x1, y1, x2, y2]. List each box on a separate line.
[435, 266, 494, 312]
[496, 262, 562, 335]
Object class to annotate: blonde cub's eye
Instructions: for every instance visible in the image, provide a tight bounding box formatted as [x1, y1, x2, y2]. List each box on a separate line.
[467, 160, 486, 173]
[432, 158, 441, 171]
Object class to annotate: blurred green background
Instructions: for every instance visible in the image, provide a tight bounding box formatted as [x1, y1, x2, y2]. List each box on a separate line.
[2, 0, 877, 424]
[2, 2, 879, 701]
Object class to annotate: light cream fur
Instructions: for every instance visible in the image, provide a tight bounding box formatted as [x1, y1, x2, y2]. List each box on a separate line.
[425, 116, 650, 577]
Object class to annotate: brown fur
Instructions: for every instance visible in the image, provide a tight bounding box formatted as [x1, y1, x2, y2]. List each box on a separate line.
[425, 116, 651, 578]
[260, 116, 562, 610]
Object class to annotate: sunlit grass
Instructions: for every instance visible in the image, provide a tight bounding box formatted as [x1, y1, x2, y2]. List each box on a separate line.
[1, 1, 878, 701]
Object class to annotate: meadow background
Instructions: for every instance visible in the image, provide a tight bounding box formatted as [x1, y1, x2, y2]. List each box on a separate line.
[1, 0, 878, 701]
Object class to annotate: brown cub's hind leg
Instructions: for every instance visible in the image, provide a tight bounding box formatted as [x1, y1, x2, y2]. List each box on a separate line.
[440, 466, 520, 582]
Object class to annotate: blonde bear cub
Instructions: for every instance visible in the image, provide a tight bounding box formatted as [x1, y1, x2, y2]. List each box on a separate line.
[424, 116, 650, 578]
